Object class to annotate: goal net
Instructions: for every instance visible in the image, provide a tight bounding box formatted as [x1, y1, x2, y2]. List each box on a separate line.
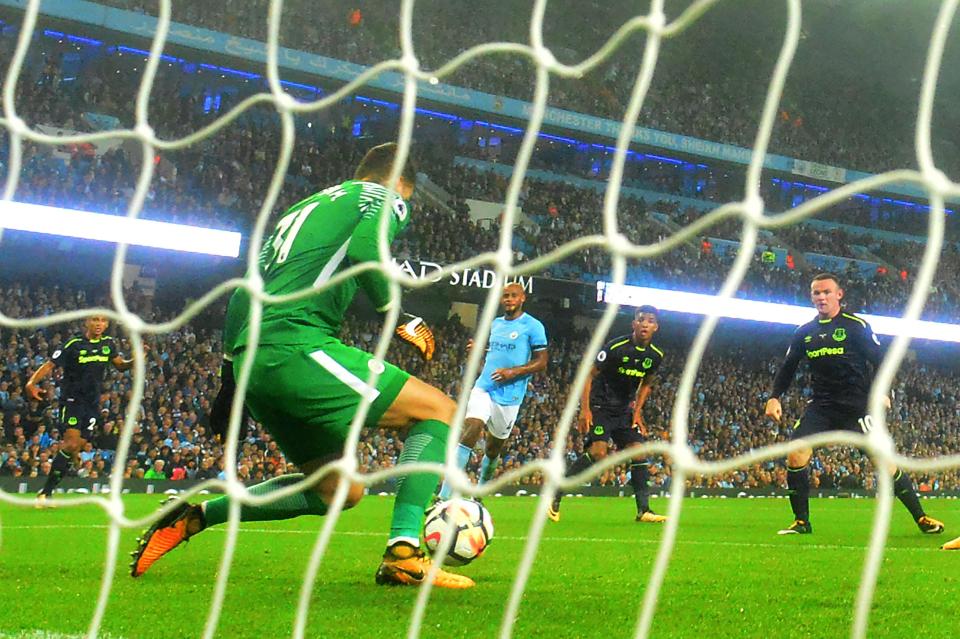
[1, 1, 959, 638]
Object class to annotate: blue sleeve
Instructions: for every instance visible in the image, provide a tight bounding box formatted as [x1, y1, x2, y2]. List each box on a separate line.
[529, 318, 547, 351]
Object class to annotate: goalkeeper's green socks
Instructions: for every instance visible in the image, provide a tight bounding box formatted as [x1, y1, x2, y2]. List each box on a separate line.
[203, 474, 328, 526]
[202, 421, 449, 547]
[389, 419, 449, 547]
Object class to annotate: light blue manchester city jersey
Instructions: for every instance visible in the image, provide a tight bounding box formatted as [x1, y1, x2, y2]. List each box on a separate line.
[476, 313, 548, 406]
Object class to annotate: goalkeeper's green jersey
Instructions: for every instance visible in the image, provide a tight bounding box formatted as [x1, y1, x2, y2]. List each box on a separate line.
[233, 179, 410, 350]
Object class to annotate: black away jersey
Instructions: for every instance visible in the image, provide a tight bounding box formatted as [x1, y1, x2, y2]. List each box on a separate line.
[590, 333, 664, 411]
[51, 335, 117, 404]
[772, 311, 882, 410]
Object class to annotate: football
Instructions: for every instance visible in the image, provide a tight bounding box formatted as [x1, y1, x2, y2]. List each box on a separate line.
[423, 498, 494, 566]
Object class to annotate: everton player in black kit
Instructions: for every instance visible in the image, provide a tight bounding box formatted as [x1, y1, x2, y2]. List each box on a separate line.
[26, 315, 138, 505]
[765, 273, 944, 535]
[548, 305, 667, 524]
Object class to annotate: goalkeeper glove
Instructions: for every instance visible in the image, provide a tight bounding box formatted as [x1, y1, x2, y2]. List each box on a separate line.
[396, 313, 435, 361]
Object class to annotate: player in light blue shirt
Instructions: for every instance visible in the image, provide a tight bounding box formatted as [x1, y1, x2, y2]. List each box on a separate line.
[439, 283, 548, 499]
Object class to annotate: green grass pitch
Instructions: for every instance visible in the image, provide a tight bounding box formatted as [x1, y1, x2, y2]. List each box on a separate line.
[1, 494, 958, 638]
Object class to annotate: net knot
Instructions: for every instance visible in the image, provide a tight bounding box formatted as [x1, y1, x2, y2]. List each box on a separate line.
[273, 92, 299, 114]
[5, 113, 27, 135]
[741, 193, 765, 223]
[401, 52, 420, 75]
[925, 167, 955, 197]
[647, 6, 667, 35]
[534, 47, 557, 71]
[122, 313, 146, 335]
[104, 495, 124, 522]
[865, 424, 897, 461]
[669, 444, 698, 472]
[331, 456, 357, 477]
[608, 232, 634, 257]
[134, 122, 155, 143]
[226, 480, 249, 500]
[495, 245, 514, 271]
[544, 456, 566, 486]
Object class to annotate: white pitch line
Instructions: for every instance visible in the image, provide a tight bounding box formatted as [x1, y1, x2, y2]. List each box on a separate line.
[0, 632, 130, 639]
[1, 524, 947, 553]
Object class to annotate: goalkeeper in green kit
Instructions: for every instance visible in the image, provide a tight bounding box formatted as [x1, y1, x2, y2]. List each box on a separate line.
[130, 143, 475, 589]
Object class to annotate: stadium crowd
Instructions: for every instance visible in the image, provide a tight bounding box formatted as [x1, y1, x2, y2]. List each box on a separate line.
[444, 164, 960, 323]
[2, 281, 959, 493]
[93, 0, 960, 176]
[3, 7, 960, 493]
[5, 27, 960, 325]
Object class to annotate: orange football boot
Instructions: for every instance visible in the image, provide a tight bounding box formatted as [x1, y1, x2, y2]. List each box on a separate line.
[375, 543, 474, 589]
[130, 500, 205, 577]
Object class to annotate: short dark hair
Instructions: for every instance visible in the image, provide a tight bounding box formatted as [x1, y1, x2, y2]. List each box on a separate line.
[635, 305, 659, 320]
[812, 272, 842, 288]
[353, 142, 417, 187]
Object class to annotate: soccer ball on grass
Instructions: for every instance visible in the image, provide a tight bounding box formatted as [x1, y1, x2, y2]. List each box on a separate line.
[423, 498, 494, 566]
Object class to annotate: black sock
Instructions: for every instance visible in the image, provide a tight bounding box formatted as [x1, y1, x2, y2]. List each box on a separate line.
[554, 453, 593, 509]
[40, 451, 71, 497]
[893, 469, 925, 521]
[786, 464, 810, 522]
[630, 461, 650, 514]
[207, 362, 236, 440]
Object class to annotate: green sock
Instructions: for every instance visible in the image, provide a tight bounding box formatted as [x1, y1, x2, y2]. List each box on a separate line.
[389, 419, 449, 546]
[203, 474, 328, 527]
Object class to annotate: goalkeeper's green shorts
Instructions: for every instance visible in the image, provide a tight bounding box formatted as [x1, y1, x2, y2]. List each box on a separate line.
[233, 337, 410, 466]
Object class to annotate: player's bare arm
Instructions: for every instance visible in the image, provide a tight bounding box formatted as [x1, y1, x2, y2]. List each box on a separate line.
[490, 348, 548, 383]
[111, 343, 149, 372]
[633, 375, 657, 436]
[764, 397, 782, 422]
[25, 361, 55, 400]
[767, 327, 802, 423]
[577, 365, 599, 433]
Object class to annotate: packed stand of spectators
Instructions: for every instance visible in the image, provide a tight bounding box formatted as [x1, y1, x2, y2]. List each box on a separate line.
[443, 163, 960, 322]
[5, 26, 960, 320]
[94, 0, 960, 175]
[3, 281, 960, 494]
[770, 225, 861, 261]
[817, 201, 960, 242]
[457, 138, 960, 245]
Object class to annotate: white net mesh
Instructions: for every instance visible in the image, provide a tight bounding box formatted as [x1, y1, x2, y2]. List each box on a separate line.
[3, 0, 960, 638]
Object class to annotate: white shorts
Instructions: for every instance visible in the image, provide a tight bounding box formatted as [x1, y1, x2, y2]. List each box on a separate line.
[466, 386, 520, 440]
